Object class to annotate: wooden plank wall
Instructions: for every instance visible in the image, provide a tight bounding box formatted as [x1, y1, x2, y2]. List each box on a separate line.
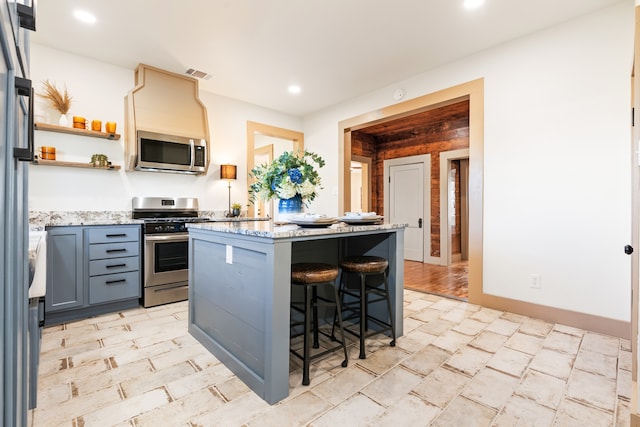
[351, 100, 469, 257]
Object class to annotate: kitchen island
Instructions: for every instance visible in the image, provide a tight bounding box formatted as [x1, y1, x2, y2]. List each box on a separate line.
[187, 220, 406, 404]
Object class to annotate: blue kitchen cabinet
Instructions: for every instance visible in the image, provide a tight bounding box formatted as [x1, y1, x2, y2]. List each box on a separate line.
[45, 227, 84, 312]
[44, 225, 142, 325]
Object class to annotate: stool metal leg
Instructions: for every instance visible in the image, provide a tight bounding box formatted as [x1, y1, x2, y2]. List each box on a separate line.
[312, 286, 319, 349]
[302, 284, 311, 386]
[359, 273, 367, 359]
[332, 283, 349, 367]
[330, 270, 344, 341]
[383, 270, 396, 347]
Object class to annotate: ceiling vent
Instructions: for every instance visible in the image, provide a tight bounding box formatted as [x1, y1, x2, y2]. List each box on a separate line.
[185, 68, 212, 80]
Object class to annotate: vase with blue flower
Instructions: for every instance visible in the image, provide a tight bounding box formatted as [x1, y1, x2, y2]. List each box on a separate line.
[249, 150, 325, 223]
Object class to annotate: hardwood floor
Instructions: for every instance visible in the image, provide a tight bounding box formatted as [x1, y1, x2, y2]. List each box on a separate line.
[404, 259, 468, 300]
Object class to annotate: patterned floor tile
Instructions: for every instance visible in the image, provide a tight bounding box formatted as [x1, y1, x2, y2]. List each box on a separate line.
[245, 391, 332, 427]
[573, 349, 618, 379]
[310, 365, 376, 406]
[461, 367, 519, 409]
[487, 346, 533, 378]
[515, 369, 566, 409]
[431, 395, 497, 426]
[444, 345, 492, 376]
[493, 395, 556, 426]
[528, 348, 575, 380]
[372, 393, 441, 426]
[308, 393, 385, 427]
[505, 332, 545, 355]
[360, 365, 423, 407]
[412, 366, 470, 408]
[565, 369, 617, 412]
[29, 292, 632, 427]
[554, 398, 614, 426]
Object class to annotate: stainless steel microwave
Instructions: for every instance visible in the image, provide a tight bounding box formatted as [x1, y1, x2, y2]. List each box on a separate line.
[136, 130, 207, 174]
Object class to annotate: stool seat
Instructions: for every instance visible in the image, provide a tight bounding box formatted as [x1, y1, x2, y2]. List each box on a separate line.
[292, 263, 339, 284]
[340, 256, 388, 274]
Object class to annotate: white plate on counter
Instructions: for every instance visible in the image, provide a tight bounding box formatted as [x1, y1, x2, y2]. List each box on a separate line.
[288, 215, 338, 227]
[339, 215, 384, 225]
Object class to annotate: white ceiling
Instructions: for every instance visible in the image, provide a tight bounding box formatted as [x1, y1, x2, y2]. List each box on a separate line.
[31, 0, 625, 116]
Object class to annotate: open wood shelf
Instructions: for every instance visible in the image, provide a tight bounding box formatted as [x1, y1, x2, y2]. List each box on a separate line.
[32, 158, 121, 170]
[34, 122, 121, 140]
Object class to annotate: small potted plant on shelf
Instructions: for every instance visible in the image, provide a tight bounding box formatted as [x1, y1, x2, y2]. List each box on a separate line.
[231, 202, 242, 217]
[90, 153, 109, 167]
[38, 80, 73, 126]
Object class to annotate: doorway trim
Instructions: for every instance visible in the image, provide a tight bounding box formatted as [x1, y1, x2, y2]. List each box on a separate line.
[338, 78, 484, 304]
[352, 155, 372, 212]
[440, 149, 470, 266]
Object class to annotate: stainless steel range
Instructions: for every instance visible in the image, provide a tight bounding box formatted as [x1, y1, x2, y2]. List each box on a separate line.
[132, 197, 208, 307]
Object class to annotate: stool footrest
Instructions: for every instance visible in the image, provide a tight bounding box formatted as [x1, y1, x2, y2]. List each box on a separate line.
[290, 332, 347, 362]
[342, 324, 393, 341]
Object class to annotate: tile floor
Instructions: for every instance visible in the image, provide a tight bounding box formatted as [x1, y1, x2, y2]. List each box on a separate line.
[29, 290, 632, 426]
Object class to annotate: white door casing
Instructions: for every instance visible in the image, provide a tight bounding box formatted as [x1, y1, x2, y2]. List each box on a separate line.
[384, 154, 431, 262]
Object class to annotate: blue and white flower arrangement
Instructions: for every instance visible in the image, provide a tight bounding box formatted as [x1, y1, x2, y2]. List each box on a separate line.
[249, 150, 325, 204]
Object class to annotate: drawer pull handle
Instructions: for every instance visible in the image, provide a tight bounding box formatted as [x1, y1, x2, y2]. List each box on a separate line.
[105, 279, 126, 285]
[106, 248, 127, 253]
[106, 264, 126, 269]
[106, 233, 127, 238]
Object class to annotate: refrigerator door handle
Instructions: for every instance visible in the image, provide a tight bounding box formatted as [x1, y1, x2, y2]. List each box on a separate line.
[17, 2, 36, 31]
[13, 77, 34, 162]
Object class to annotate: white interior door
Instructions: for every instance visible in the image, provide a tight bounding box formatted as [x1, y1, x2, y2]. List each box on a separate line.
[388, 162, 424, 261]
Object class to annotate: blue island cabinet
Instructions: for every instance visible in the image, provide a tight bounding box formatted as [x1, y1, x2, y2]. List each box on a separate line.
[187, 221, 405, 404]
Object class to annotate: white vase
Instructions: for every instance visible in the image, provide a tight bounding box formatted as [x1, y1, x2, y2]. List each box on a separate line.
[58, 113, 68, 127]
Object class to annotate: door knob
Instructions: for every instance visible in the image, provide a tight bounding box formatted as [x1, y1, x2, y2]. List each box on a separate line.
[418, 218, 423, 228]
[625, 245, 634, 255]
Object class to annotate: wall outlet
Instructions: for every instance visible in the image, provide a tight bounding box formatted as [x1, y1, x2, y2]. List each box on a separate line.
[529, 273, 541, 289]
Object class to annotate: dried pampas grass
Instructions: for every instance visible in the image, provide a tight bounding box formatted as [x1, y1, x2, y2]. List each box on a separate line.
[39, 80, 72, 114]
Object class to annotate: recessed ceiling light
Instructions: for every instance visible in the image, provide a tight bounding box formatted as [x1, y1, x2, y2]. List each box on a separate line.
[288, 85, 301, 95]
[464, 0, 485, 9]
[73, 10, 96, 24]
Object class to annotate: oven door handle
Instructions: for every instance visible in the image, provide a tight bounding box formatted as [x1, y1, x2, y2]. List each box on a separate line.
[145, 234, 188, 243]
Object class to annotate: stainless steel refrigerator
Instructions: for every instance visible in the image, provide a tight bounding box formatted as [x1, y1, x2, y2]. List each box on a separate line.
[1, 1, 36, 425]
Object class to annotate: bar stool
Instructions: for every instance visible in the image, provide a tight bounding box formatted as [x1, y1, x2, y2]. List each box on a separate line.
[290, 263, 349, 386]
[333, 255, 396, 359]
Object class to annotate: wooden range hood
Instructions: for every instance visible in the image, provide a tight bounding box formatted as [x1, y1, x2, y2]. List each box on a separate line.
[124, 63, 210, 172]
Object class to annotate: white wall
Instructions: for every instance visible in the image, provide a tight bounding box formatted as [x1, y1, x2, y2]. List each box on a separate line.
[303, 1, 634, 322]
[28, 44, 302, 214]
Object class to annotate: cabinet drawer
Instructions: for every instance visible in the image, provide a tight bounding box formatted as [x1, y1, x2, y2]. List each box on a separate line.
[89, 241, 139, 260]
[88, 227, 140, 244]
[89, 271, 140, 305]
[89, 256, 139, 277]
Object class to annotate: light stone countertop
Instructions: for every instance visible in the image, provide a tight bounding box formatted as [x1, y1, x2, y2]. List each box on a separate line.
[29, 211, 143, 230]
[206, 217, 269, 223]
[28, 211, 265, 230]
[187, 220, 407, 239]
